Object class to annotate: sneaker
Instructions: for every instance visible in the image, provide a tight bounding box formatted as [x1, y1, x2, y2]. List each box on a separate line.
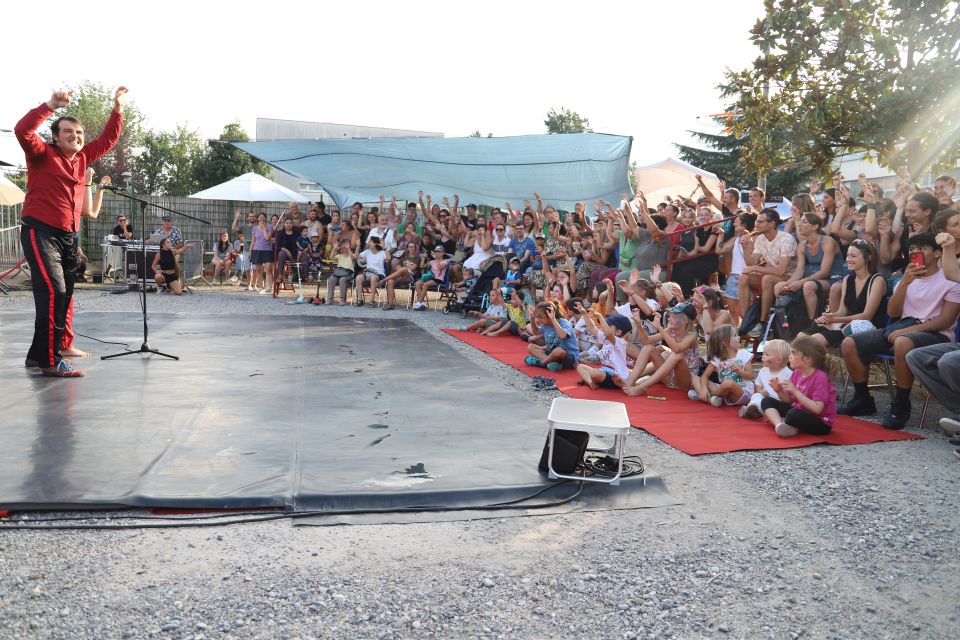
[384, 304, 395, 311]
[338, 300, 346, 306]
[881, 399, 911, 430]
[747, 322, 765, 339]
[709, 395, 723, 407]
[41, 361, 86, 378]
[775, 422, 799, 437]
[837, 394, 877, 417]
[688, 390, 699, 402]
[524, 356, 542, 367]
[538, 378, 557, 390]
[546, 362, 563, 372]
[939, 417, 960, 434]
[739, 404, 763, 420]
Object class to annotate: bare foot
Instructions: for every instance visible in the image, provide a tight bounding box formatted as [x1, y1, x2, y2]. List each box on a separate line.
[62, 347, 91, 358]
[623, 384, 645, 397]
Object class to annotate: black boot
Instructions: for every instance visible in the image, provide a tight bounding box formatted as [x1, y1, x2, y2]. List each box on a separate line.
[881, 398, 912, 430]
[838, 394, 877, 417]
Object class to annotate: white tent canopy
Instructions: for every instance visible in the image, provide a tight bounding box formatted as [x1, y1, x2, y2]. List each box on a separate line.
[0, 173, 25, 206]
[189, 172, 309, 202]
[634, 157, 722, 207]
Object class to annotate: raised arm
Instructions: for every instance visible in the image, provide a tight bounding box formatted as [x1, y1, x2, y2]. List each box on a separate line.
[695, 175, 724, 211]
[938, 233, 960, 283]
[82, 87, 127, 163]
[81, 171, 109, 219]
[15, 91, 71, 158]
[635, 193, 663, 241]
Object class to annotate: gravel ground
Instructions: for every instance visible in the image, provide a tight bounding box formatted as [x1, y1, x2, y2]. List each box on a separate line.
[1, 284, 957, 640]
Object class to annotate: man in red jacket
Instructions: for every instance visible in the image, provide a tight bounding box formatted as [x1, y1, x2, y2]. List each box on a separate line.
[16, 86, 127, 377]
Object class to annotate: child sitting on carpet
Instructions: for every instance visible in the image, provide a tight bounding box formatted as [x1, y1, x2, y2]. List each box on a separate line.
[691, 324, 755, 407]
[461, 288, 509, 334]
[739, 339, 792, 419]
[623, 302, 700, 396]
[575, 310, 633, 389]
[524, 302, 579, 372]
[761, 335, 838, 437]
[485, 289, 530, 337]
[568, 297, 601, 363]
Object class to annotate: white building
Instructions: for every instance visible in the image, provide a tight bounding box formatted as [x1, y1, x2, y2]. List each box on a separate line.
[836, 151, 960, 194]
[254, 118, 443, 202]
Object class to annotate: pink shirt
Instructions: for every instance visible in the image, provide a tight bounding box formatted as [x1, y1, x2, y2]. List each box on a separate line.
[898, 269, 960, 339]
[789, 368, 836, 426]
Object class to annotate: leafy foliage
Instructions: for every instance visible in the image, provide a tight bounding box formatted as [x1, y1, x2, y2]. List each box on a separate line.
[724, 0, 960, 179]
[60, 81, 145, 184]
[675, 118, 812, 196]
[544, 107, 591, 134]
[193, 122, 273, 191]
[137, 125, 206, 196]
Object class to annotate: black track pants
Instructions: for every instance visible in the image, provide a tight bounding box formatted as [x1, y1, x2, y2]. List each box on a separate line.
[20, 223, 75, 369]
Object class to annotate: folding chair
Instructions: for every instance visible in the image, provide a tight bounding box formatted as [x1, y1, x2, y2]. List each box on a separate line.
[432, 266, 458, 312]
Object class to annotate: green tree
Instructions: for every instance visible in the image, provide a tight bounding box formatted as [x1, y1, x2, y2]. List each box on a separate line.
[469, 130, 493, 138]
[724, 0, 960, 180]
[193, 121, 272, 190]
[60, 81, 145, 184]
[544, 107, 591, 134]
[675, 117, 812, 197]
[137, 130, 172, 195]
[628, 160, 638, 193]
[136, 125, 206, 195]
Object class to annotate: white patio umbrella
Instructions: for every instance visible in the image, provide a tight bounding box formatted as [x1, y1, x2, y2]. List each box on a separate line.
[634, 157, 722, 206]
[0, 173, 25, 206]
[189, 172, 309, 202]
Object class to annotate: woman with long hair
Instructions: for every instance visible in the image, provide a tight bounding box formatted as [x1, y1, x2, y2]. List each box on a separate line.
[774, 212, 843, 322]
[249, 212, 274, 291]
[800, 239, 887, 348]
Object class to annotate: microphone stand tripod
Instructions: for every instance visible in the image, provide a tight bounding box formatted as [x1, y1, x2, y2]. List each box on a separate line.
[101, 188, 210, 361]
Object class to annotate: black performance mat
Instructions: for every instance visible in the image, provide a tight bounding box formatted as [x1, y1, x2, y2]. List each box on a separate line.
[0, 312, 676, 514]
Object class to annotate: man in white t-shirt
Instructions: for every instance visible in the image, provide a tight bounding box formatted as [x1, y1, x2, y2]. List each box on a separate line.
[840, 233, 960, 429]
[366, 213, 397, 257]
[738, 208, 797, 337]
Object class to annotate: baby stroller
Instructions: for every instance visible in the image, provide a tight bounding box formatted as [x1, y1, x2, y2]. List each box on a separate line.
[452, 255, 507, 318]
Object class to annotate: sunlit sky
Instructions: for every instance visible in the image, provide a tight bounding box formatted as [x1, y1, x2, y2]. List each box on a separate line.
[3, 0, 764, 166]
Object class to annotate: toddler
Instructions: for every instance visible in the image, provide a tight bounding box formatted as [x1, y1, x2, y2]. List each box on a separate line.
[739, 339, 792, 419]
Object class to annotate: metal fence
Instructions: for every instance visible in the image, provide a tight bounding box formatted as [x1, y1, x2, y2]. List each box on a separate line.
[80, 195, 292, 266]
[0, 203, 24, 277]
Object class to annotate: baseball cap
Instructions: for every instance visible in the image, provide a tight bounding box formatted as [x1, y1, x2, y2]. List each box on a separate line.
[432, 245, 445, 252]
[666, 301, 697, 321]
[606, 315, 633, 335]
[466, 203, 478, 210]
[161, 214, 172, 221]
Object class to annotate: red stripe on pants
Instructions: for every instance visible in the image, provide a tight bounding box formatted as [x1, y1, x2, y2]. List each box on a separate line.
[62, 299, 74, 350]
[28, 228, 56, 367]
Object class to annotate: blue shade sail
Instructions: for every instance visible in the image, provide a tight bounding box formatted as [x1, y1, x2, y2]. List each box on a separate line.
[233, 133, 633, 211]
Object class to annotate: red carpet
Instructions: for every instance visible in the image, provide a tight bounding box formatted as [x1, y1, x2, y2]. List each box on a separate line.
[443, 329, 923, 455]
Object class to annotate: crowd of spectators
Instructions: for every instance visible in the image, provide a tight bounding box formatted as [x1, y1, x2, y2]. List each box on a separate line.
[206, 173, 959, 455]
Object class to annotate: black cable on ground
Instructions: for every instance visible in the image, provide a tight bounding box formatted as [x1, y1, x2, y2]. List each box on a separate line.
[0, 481, 585, 531]
[74, 332, 130, 348]
[580, 454, 645, 479]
